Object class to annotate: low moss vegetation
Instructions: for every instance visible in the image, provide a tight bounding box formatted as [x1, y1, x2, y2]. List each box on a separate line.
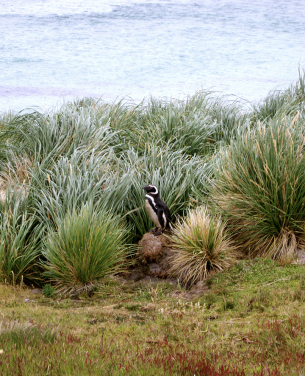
[0, 70, 305, 374]
[0, 259, 305, 375]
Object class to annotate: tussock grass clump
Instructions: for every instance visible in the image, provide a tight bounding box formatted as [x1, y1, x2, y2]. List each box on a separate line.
[2, 102, 119, 171]
[42, 205, 130, 294]
[132, 99, 215, 156]
[212, 113, 305, 259]
[169, 206, 239, 286]
[252, 68, 305, 121]
[42, 284, 56, 298]
[1, 73, 305, 290]
[115, 92, 247, 156]
[252, 90, 288, 121]
[31, 149, 113, 231]
[103, 144, 211, 237]
[207, 98, 249, 144]
[0, 190, 42, 284]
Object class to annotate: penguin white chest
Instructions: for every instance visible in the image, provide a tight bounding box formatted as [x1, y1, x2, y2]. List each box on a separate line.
[145, 198, 161, 227]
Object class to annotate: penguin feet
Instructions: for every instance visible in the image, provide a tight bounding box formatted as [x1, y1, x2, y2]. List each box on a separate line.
[149, 227, 163, 236]
[153, 230, 162, 236]
[149, 227, 159, 234]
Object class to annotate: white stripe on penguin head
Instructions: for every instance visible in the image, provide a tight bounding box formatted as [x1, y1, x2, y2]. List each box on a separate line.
[149, 185, 158, 195]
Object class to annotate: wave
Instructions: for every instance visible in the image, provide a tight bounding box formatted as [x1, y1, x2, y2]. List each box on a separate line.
[0, 0, 180, 17]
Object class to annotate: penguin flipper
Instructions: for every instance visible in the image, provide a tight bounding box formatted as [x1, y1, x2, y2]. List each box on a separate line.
[157, 207, 167, 230]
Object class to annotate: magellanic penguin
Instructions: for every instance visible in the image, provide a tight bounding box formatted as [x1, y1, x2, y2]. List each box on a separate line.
[142, 184, 171, 235]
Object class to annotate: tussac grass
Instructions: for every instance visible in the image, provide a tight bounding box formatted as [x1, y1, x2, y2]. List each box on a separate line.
[169, 206, 239, 285]
[1, 259, 305, 375]
[0, 72, 305, 374]
[0, 71, 305, 284]
[0, 190, 43, 285]
[252, 68, 305, 121]
[42, 204, 131, 294]
[211, 114, 305, 259]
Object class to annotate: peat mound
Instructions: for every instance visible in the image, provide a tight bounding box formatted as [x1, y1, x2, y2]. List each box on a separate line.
[128, 231, 174, 281]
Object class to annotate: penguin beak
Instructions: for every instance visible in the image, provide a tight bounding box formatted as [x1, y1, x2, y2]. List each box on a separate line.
[142, 185, 149, 191]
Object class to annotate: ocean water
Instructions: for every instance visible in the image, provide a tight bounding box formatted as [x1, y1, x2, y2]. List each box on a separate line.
[0, 0, 304, 112]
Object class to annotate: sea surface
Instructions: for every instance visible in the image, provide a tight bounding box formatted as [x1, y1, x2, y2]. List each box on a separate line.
[0, 0, 304, 112]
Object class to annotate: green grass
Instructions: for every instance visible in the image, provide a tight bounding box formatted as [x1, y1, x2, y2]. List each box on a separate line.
[104, 144, 211, 237]
[0, 69, 304, 290]
[211, 112, 305, 259]
[252, 68, 305, 121]
[1, 259, 305, 375]
[42, 284, 56, 298]
[0, 189, 42, 284]
[42, 204, 131, 294]
[30, 149, 113, 231]
[0, 72, 305, 374]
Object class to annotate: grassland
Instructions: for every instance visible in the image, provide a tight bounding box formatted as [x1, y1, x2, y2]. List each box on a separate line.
[1, 69, 305, 374]
[1, 259, 305, 375]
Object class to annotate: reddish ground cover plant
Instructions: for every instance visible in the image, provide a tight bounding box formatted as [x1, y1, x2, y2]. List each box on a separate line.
[1, 316, 304, 375]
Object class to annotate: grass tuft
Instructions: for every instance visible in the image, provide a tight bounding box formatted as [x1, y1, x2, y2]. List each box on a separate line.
[169, 206, 239, 286]
[0, 189, 42, 284]
[211, 114, 305, 259]
[42, 284, 56, 298]
[42, 204, 131, 294]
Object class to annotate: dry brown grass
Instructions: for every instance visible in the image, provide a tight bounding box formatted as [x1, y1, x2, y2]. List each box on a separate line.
[0, 156, 32, 199]
[169, 206, 240, 286]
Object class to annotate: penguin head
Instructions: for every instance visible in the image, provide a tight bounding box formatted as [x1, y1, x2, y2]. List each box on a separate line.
[142, 184, 159, 195]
